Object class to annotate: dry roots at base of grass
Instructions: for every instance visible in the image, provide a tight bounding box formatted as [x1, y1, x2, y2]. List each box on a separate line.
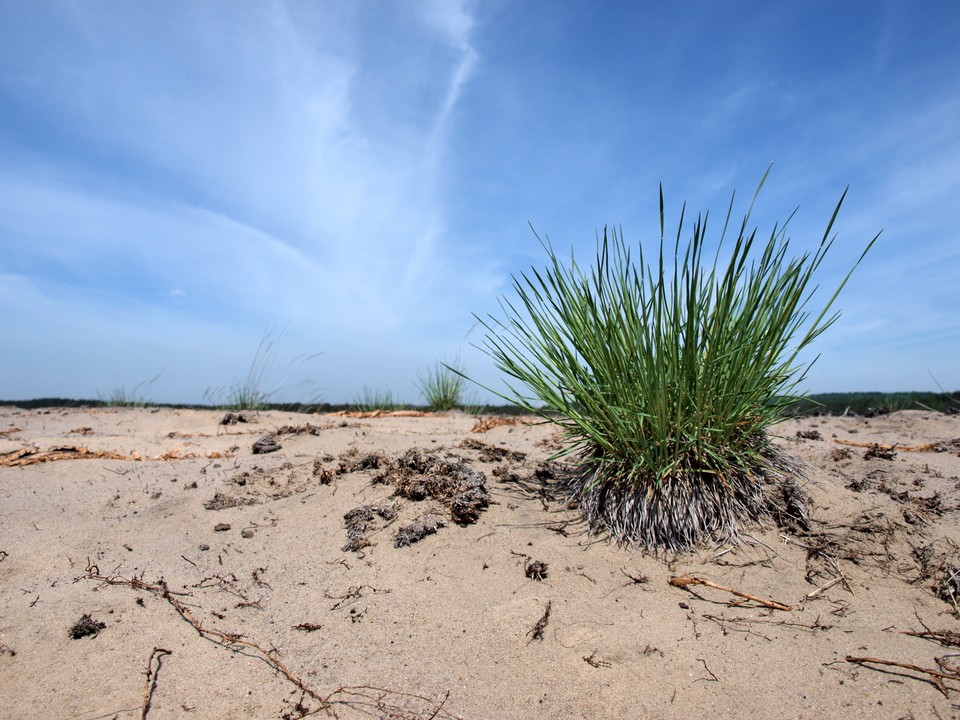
[570, 441, 811, 552]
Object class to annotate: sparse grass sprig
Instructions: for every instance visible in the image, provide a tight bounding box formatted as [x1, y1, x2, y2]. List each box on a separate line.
[228, 329, 283, 410]
[472, 169, 878, 551]
[417, 356, 467, 411]
[97, 373, 161, 408]
[354, 385, 400, 413]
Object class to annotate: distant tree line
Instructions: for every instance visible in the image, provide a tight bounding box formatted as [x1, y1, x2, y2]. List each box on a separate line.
[2, 392, 958, 417]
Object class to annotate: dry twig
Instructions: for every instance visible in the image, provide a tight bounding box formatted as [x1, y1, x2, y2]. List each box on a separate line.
[527, 601, 552, 641]
[904, 613, 960, 648]
[834, 438, 960, 453]
[846, 655, 960, 697]
[83, 563, 455, 718]
[669, 574, 792, 611]
[0, 444, 228, 467]
[141, 647, 171, 719]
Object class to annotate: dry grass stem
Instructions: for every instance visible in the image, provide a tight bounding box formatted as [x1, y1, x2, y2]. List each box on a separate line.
[845, 655, 960, 697]
[141, 647, 171, 720]
[669, 574, 793, 611]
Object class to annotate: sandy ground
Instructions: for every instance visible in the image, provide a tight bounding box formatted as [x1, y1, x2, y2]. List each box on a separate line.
[1, 406, 958, 719]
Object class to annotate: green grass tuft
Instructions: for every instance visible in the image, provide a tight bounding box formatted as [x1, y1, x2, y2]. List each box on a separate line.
[417, 357, 467, 411]
[470, 169, 879, 552]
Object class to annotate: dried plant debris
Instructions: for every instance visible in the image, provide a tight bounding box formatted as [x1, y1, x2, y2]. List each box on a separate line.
[457, 438, 527, 463]
[274, 423, 328, 436]
[845, 477, 869, 492]
[763, 476, 810, 532]
[204, 492, 258, 511]
[294, 622, 323, 632]
[394, 513, 447, 548]
[800, 511, 900, 584]
[384, 449, 490, 525]
[933, 438, 960, 453]
[342, 504, 397, 552]
[916, 545, 960, 610]
[830, 447, 853, 462]
[846, 474, 950, 526]
[864, 444, 897, 461]
[312, 459, 335, 485]
[252, 437, 282, 454]
[937, 565, 960, 609]
[70, 614, 106, 639]
[337, 450, 385, 474]
[527, 601, 552, 641]
[471, 416, 533, 433]
[525, 558, 549, 581]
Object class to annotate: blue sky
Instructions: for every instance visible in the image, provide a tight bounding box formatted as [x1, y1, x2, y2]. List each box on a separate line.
[1, 1, 958, 405]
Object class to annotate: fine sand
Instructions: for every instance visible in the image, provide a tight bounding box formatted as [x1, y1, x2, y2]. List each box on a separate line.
[1, 406, 958, 719]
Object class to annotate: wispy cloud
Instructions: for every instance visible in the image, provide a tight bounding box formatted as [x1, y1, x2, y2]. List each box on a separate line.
[1, 1, 958, 402]
[0, 0, 494, 401]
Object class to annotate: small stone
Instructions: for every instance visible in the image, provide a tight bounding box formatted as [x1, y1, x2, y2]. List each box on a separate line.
[252, 437, 281, 454]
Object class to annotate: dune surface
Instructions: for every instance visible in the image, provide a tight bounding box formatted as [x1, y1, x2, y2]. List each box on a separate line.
[1, 406, 958, 719]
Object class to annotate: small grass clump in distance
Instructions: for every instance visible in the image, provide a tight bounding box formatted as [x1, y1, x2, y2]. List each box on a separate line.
[229, 330, 283, 410]
[354, 385, 400, 413]
[97, 373, 160, 408]
[471, 170, 879, 552]
[417, 357, 467, 411]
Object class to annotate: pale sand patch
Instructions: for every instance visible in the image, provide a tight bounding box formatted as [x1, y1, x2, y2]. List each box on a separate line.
[0, 406, 958, 718]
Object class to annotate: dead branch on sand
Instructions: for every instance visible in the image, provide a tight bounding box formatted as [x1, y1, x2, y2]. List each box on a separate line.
[329, 410, 435, 419]
[833, 438, 960, 453]
[141, 647, 171, 720]
[83, 563, 457, 718]
[470, 416, 532, 433]
[527, 601, 552, 641]
[669, 574, 792, 611]
[0, 444, 229, 467]
[904, 613, 960, 648]
[845, 655, 960, 697]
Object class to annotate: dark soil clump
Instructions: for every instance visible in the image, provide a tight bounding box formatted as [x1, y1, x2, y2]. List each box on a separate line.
[337, 450, 385, 474]
[385, 449, 490, 525]
[864, 444, 897, 460]
[69, 614, 106, 639]
[204, 492, 258, 511]
[525, 558, 549, 581]
[252, 437, 282, 454]
[394, 514, 446, 548]
[342, 503, 397, 552]
[458, 438, 527, 463]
